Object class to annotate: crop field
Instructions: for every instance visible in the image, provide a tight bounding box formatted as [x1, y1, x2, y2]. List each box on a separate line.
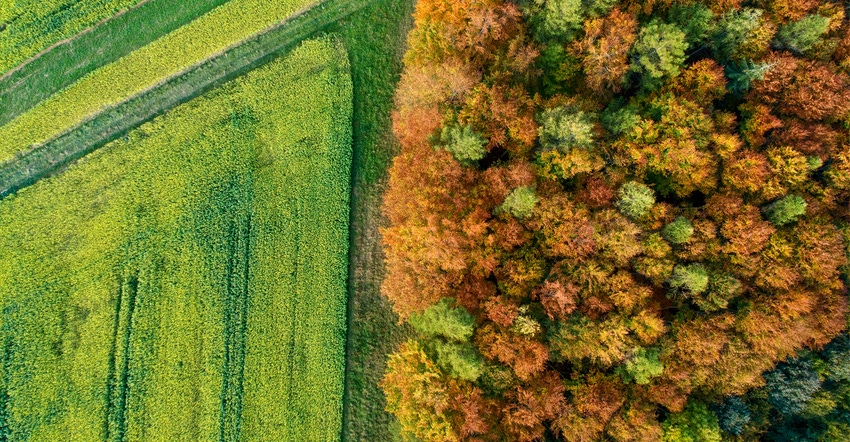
[0, 0, 141, 74]
[0, 0, 232, 125]
[0, 37, 352, 441]
[0, 0, 320, 166]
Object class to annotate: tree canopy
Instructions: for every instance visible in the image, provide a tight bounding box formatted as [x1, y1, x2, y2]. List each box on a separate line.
[382, 0, 850, 439]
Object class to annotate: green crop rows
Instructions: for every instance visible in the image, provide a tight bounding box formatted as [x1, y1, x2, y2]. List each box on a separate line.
[0, 0, 142, 74]
[0, 37, 352, 441]
[0, 0, 232, 126]
[0, 0, 319, 166]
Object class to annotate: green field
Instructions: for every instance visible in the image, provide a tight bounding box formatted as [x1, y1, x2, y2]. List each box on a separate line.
[0, 0, 372, 199]
[0, 37, 352, 441]
[0, 0, 231, 126]
[0, 0, 319, 166]
[0, 0, 141, 75]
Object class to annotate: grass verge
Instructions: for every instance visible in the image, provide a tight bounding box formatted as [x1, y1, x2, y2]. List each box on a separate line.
[329, 0, 417, 440]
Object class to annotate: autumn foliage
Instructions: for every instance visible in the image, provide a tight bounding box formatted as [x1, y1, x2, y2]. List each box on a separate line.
[381, 0, 850, 440]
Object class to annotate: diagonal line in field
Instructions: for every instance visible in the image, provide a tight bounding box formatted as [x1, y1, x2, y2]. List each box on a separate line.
[0, 0, 156, 85]
[0, 0, 232, 127]
[0, 0, 370, 200]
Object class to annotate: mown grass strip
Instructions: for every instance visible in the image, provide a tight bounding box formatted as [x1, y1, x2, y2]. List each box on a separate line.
[0, 0, 142, 75]
[0, 0, 323, 165]
[309, 1, 416, 440]
[0, 0, 231, 126]
[0, 0, 369, 199]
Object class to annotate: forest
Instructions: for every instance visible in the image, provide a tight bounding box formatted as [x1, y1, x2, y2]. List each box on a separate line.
[380, 0, 850, 440]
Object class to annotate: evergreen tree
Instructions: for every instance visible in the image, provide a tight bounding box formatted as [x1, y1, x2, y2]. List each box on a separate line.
[774, 14, 830, 55]
[765, 359, 822, 415]
[713, 396, 751, 436]
[725, 60, 774, 94]
[763, 194, 807, 226]
[822, 334, 850, 381]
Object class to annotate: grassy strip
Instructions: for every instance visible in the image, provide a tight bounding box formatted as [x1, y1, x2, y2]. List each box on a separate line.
[240, 37, 352, 441]
[0, 0, 369, 199]
[328, 1, 417, 440]
[0, 38, 350, 440]
[0, 0, 142, 74]
[0, 0, 322, 165]
[0, 0, 232, 126]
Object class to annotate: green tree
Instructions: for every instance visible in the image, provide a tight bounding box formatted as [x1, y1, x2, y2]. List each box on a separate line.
[538, 106, 595, 152]
[582, 0, 616, 18]
[663, 216, 694, 244]
[774, 14, 830, 55]
[538, 43, 582, 96]
[713, 396, 751, 436]
[408, 298, 475, 342]
[667, 3, 716, 48]
[619, 347, 664, 385]
[441, 125, 487, 164]
[823, 334, 850, 381]
[616, 181, 655, 219]
[432, 340, 484, 381]
[763, 194, 807, 226]
[725, 59, 774, 94]
[713, 8, 770, 62]
[630, 21, 688, 89]
[531, 0, 583, 42]
[668, 263, 709, 296]
[662, 401, 722, 442]
[695, 272, 742, 312]
[500, 187, 540, 219]
[765, 359, 821, 415]
[602, 102, 641, 136]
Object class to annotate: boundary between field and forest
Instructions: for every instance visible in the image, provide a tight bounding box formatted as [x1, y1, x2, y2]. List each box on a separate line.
[0, 1, 417, 440]
[0, 0, 371, 199]
[0, 0, 232, 126]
